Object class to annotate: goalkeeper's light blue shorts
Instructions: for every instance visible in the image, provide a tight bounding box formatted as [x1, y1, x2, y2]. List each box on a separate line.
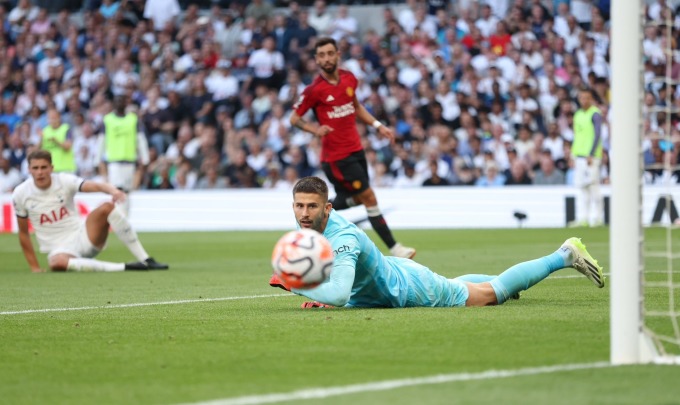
[402, 261, 469, 308]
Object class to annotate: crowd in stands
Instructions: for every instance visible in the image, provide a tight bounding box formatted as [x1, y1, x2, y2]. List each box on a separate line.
[0, 0, 679, 194]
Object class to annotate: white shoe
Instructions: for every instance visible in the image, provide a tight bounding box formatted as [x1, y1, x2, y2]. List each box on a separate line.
[390, 243, 416, 259]
[560, 237, 605, 288]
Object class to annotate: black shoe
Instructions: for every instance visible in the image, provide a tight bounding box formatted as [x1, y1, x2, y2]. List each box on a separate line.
[145, 257, 169, 270]
[125, 261, 149, 271]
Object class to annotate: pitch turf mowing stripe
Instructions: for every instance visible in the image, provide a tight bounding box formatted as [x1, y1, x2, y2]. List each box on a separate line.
[185, 362, 613, 405]
[0, 293, 291, 315]
[0, 273, 606, 316]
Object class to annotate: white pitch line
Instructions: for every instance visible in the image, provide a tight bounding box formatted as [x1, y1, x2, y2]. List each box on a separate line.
[185, 362, 613, 405]
[1, 272, 609, 315]
[0, 293, 291, 316]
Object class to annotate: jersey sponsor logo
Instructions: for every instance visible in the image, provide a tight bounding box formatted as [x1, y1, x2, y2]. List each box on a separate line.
[326, 95, 335, 102]
[333, 244, 351, 255]
[327, 102, 355, 119]
[39, 206, 70, 225]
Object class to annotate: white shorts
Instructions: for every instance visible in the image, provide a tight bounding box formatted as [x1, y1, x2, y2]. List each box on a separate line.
[573, 157, 601, 187]
[107, 162, 135, 191]
[47, 223, 101, 259]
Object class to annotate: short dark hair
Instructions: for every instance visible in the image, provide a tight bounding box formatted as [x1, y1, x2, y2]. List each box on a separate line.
[27, 150, 52, 164]
[579, 86, 596, 97]
[314, 37, 337, 53]
[293, 176, 329, 202]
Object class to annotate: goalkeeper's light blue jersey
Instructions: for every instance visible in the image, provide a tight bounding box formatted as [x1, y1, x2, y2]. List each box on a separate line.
[292, 210, 468, 308]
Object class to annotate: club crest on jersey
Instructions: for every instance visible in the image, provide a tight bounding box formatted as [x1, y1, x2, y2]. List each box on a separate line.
[346, 87, 353, 97]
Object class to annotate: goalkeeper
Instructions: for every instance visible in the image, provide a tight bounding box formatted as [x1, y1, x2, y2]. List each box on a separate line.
[269, 176, 605, 308]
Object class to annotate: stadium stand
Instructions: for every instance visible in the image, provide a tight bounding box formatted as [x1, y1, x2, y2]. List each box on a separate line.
[0, 0, 677, 194]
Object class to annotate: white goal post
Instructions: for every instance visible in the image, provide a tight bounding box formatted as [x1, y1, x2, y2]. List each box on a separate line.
[610, 0, 646, 365]
[610, 0, 679, 365]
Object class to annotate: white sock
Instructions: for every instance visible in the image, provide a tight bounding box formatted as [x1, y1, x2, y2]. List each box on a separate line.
[67, 258, 125, 272]
[120, 197, 131, 217]
[107, 205, 149, 262]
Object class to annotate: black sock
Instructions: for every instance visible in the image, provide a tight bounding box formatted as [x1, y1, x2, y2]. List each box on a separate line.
[367, 206, 396, 248]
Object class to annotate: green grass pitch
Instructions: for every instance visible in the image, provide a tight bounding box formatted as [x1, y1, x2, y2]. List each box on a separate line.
[1, 227, 679, 404]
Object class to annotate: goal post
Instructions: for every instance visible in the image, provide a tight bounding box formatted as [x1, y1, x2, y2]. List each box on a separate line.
[609, 0, 647, 365]
[610, 0, 680, 365]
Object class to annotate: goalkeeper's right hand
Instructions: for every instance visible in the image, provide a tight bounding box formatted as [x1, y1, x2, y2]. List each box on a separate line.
[269, 273, 291, 291]
[301, 301, 334, 309]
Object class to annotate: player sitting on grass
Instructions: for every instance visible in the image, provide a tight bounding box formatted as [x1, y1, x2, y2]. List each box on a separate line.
[12, 150, 169, 272]
[270, 176, 604, 308]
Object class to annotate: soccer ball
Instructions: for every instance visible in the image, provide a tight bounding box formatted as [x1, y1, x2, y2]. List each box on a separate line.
[271, 228, 333, 289]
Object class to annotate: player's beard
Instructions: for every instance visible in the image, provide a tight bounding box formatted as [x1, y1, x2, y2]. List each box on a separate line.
[320, 61, 337, 75]
[298, 211, 325, 233]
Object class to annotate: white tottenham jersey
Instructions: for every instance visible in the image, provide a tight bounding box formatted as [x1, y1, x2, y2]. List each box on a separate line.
[12, 173, 85, 253]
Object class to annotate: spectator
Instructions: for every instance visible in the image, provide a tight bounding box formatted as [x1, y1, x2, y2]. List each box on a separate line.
[422, 159, 451, 186]
[393, 161, 422, 188]
[476, 161, 506, 187]
[329, 6, 358, 43]
[141, 86, 175, 154]
[8, 0, 39, 25]
[533, 150, 566, 185]
[184, 75, 214, 125]
[505, 159, 532, 185]
[245, 0, 274, 23]
[278, 70, 305, 107]
[476, 4, 499, 38]
[196, 163, 228, 189]
[247, 37, 286, 91]
[0, 1, 621, 195]
[308, 0, 333, 35]
[73, 121, 99, 179]
[99, 0, 121, 20]
[0, 156, 22, 193]
[0, 98, 22, 133]
[144, 0, 181, 31]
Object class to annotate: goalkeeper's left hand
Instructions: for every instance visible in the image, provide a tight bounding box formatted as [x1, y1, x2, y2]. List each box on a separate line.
[269, 273, 291, 291]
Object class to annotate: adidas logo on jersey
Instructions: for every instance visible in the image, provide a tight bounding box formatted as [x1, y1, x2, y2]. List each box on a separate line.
[326, 95, 335, 102]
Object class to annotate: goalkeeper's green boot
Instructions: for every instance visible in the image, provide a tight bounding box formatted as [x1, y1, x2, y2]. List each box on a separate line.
[561, 237, 605, 288]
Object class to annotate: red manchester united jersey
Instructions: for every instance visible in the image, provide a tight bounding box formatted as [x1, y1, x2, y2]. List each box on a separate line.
[294, 69, 363, 162]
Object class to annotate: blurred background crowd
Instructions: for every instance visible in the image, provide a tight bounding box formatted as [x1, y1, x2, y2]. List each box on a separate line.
[0, 0, 679, 193]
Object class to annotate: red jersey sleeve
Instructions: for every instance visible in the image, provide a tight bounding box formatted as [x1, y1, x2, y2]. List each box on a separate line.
[294, 85, 317, 117]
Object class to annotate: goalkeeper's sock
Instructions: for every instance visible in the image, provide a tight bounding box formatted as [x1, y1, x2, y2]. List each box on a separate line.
[107, 205, 149, 262]
[67, 258, 125, 272]
[489, 251, 566, 304]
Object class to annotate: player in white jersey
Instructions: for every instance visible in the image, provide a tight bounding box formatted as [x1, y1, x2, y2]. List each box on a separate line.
[12, 150, 168, 272]
[270, 177, 604, 308]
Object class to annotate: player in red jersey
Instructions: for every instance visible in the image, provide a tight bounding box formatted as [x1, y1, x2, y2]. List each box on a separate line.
[289, 37, 415, 259]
